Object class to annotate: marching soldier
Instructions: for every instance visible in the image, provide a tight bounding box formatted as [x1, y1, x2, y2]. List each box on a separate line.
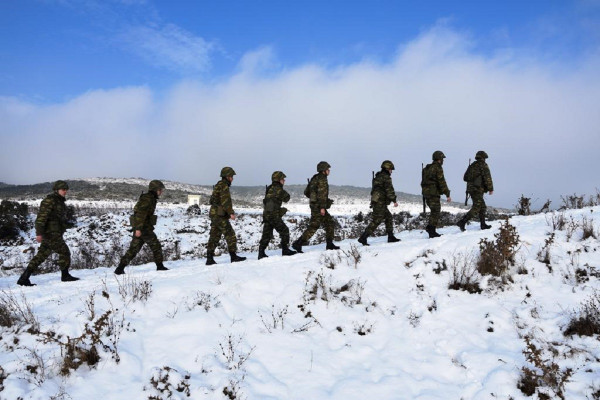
[358, 160, 400, 246]
[17, 180, 79, 286]
[421, 151, 452, 238]
[206, 167, 246, 265]
[258, 171, 297, 259]
[292, 161, 340, 252]
[457, 151, 494, 231]
[115, 180, 169, 274]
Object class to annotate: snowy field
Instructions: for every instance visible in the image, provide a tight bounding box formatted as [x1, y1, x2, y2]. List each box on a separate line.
[0, 206, 599, 399]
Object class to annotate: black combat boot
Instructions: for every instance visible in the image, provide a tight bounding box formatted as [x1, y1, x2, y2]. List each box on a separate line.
[17, 268, 36, 287]
[426, 225, 441, 239]
[206, 251, 217, 266]
[326, 240, 340, 250]
[230, 252, 246, 263]
[480, 216, 492, 230]
[457, 216, 468, 232]
[358, 231, 369, 246]
[156, 261, 169, 271]
[114, 260, 126, 275]
[282, 245, 297, 256]
[258, 247, 268, 260]
[292, 239, 304, 253]
[61, 269, 80, 282]
[387, 233, 400, 243]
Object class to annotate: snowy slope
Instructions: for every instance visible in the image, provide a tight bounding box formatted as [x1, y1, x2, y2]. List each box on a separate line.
[0, 207, 599, 400]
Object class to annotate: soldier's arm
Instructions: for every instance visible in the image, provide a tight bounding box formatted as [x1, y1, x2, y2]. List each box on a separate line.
[221, 185, 234, 215]
[483, 164, 494, 192]
[279, 187, 291, 203]
[132, 195, 151, 231]
[316, 176, 329, 209]
[35, 197, 53, 236]
[436, 166, 451, 197]
[384, 175, 397, 203]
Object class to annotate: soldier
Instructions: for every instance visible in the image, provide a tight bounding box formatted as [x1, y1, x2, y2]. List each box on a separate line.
[421, 151, 452, 238]
[457, 151, 494, 231]
[258, 171, 297, 259]
[205, 167, 246, 265]
[115, 180, 169, 274]
[292, 161, 340, 252]
[357, 160, 401, 246]
[17, 180, 79, 286]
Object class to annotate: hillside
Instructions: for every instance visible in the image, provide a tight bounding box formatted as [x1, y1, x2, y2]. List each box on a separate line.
[0, 206, 599, 399]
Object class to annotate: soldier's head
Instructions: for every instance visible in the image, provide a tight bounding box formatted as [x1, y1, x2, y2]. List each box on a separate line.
[475, 150, 489, 160]
[220, 167, 236, 182]
[317, 161, 331, 175]
[53, 180, 69, 197]
[272, 171, 286, 183]
[381, 160, 395, 173]
[432, 151, 446, 164]
[149, 180, 165, 196]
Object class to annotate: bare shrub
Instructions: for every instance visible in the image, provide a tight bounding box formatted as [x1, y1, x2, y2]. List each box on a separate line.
[565, 216, 580, 242]
[144, 366, 191, 399]
[218, 333, 254, 371]
[517, 334, 573, 399]
[447, 252, 481, 294]
[0, 290, 40, 333]
[259, 305, 289, 333]
[538, 199, 552, 213]
[22, 346, 50, 386]
[560, 193, 585, 210]
[581, 217, 598, 241]
[537, 233, 555, 267]
[319, 252, 342, 270]
[341, 243, 362, 269]
[546, 212, 566, 231]
[114, 274, 153, 304]
[353, 320, 374, 336]
[185, 291, 221, 312]
[516, 195, 532, 216]
[564, 291, 600, 337]
[477, 218, 520, 276]
[0, 365, 6, 392]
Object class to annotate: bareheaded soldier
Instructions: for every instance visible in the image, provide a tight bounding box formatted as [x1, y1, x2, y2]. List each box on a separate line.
[206, 167, 246, 265]
[258, 171, 297, 259]
[421, 151, 452, 238]
[358, 160, 401, 246]
[457, 151, 494, 231]
[115, 180, 169, 274]
[292, 161, 340, 252]
[17, 180, 79, 286]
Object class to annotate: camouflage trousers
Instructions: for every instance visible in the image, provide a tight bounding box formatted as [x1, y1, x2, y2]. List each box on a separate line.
[300, 208, 334, 243]
[365, 204, 393, 236]
[27, 233, 71, 272]
[207, 216, 237, 253]
[425, 195, 442, 227]
[465, 190, 487, 221]
[259, 214, 290, 249]
[119, 230, 163, 266]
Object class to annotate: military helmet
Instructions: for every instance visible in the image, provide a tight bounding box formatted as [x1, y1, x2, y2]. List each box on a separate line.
[149, 180, 165, 192]
[381, 160, 395, 170]
[432, 151, 446, 161]
[271, 171, 286, 182]
[220, 166, 236, 178]
[475, 150, 489, 160]
[317, 161, 331, 172]
[53, 180, 69, 191]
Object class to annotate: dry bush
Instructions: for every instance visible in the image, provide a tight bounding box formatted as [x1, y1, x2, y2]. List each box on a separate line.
[447, 252, 481, 294]
[537, 233, 555, 268]
[477, 218, 520, 276]
[114, 274, 153, 304]
[546, 212, 566, 231]
[564, 291, 600, 337]
[259, 304, 289, 333]
[341, 244, 362, 269]
[560, 194, 585, 210]
[516, 195, 532, 216]
[581, 217, 598, 241]
[0, 290, 40, 333]
[145, 366, 191, 400]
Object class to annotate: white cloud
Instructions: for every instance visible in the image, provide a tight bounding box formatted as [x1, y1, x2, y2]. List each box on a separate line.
[2, 25, 599, 208]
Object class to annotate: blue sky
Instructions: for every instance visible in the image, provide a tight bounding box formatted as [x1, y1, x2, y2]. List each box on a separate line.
[1, 0, 600, 208]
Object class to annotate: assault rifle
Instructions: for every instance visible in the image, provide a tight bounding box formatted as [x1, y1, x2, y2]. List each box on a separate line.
[421, 163, 426, 214]
[464, 158, 471, 206]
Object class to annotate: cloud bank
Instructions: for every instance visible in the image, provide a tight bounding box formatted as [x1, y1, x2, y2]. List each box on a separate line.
[1, 25, 599, 208]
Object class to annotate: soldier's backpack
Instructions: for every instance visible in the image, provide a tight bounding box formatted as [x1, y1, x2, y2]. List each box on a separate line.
[463, 162, 482, 187]
[263, 184, 276, 212]
[304, 176, 316, 198]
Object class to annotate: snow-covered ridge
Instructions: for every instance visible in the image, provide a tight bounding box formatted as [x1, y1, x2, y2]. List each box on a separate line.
[79, 177, 212, 194]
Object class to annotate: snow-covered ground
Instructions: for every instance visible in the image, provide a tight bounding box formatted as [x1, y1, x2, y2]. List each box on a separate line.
[1, 206, 599, 399]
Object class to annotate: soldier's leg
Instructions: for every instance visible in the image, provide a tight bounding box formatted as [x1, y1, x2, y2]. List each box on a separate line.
[465, 191, 483, 221]
[119, 235, 144, 267]
[426, 196, 441, 227]
[300, 211, 323, 243]
[49, 236, 71, 271]
[207, 217, 225, 253]
[259, 219, 274, 249]
[141, 231, 164, 263]
[324, 212, 335, 241]
[383, 207, 394, 234]
[223, 219, 238, 253]
[26, 239, 53, 273]
[272, 217, 290, 247]
[365, 208, 385, 236]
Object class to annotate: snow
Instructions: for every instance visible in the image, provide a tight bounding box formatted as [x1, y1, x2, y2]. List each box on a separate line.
[0, 206, 599, 399]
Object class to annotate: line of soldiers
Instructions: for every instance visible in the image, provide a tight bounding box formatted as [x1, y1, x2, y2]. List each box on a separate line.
[16, 152, 493, 286]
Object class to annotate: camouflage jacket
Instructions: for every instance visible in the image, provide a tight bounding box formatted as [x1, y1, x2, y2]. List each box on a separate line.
[465, 160, 494, 193]
[371, 170, 397, 206]
[308, 173, 332, 210]
[421, 162, 450, 197]
[263, 182, 290, 217]
[209, 179, 234, 218]
[35, 192, 68, 236]
[131, 191, 159, 231]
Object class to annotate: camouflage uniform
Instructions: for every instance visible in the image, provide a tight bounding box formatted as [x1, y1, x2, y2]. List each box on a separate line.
[421, 160, 450, 227]
[293, 162, 339, 251]
[259, 181, 291, 249]
[365, 169, 397, 236]
[458, 151, 494, 231]
[117, 190, 164, 269]
[18, 180, 79, 286]
[207, 178, 238, 254]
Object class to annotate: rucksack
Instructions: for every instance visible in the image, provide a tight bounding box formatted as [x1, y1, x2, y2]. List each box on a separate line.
[463, 162, 482, 187]
[304, 176, 317, 198]
[421, 164, 433, 187]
